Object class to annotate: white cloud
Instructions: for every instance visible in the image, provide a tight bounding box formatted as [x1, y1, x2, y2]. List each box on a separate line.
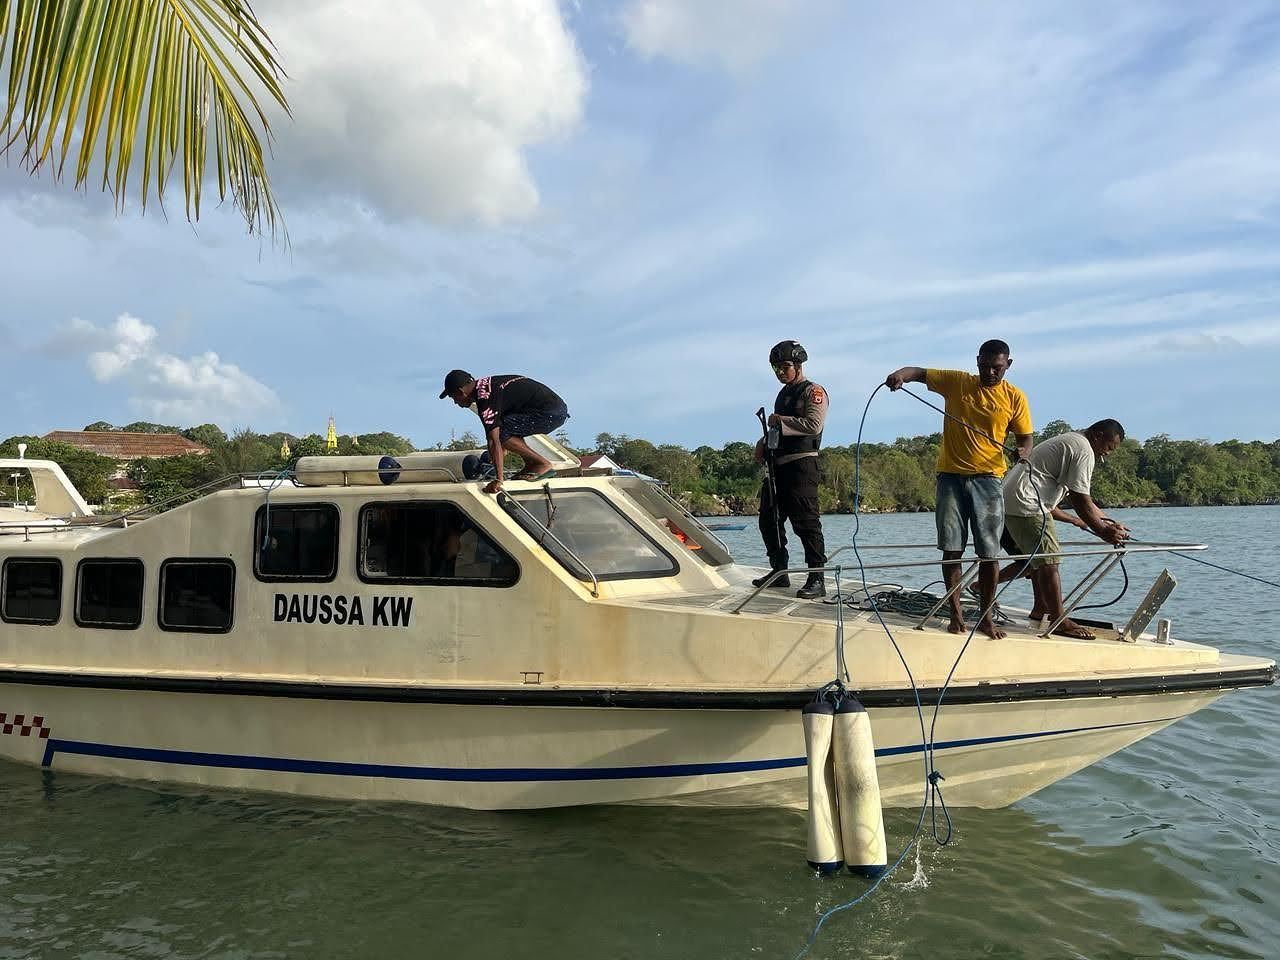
[620, 0, 832, 73]
[53, 314, 280, 425]
[771, 249, 1280, 316]
[1103, 152, 1280, 227]
[257, 0, 588, 225]
[87, 314, 158, 381]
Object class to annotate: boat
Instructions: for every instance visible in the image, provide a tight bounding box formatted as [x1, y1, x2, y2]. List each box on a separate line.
[0, 439, 1272, 811]
[699, 519, 749, 532]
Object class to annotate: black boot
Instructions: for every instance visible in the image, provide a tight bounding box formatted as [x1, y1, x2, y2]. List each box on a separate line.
[752, 570, 791, 589]
[752, 550, 789, 589]
[796, 572, 826, 599]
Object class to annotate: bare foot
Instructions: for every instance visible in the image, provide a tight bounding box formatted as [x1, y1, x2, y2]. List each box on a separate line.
[1028, 608, 1046, 621]
[948, 615, 966, 634]
[978, 618, 1006, 640]
[1051, 619, 1096, 640]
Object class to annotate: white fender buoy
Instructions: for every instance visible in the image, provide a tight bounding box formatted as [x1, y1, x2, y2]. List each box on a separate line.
[833, 698, 887, 878]
[802, 701, 844, 874]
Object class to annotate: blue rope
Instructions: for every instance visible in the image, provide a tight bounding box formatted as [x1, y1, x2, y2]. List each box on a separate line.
[1137, 542, 1280, 591]
[793, 383, 1048, 958]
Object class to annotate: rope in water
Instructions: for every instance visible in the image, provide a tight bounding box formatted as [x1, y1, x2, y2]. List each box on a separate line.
[792, 384, 1049, 958]
[796, 381, 1280, 954]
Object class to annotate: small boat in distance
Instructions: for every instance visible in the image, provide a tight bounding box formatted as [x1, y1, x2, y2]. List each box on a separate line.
[0, 439, 1273, 810]
[699, 519, 748, 531]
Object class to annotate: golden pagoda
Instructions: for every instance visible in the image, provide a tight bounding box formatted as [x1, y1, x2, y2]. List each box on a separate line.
[325, 416, 339, 453]
[280, 438, 292, 459]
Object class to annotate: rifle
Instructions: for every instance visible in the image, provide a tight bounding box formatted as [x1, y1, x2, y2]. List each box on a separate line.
[756, 407, 785, 549]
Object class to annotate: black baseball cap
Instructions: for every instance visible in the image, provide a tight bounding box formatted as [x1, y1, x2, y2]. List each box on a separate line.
[439, 369, 473, 399]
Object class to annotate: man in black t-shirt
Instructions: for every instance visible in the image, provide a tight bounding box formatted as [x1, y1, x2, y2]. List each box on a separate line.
[440, 370, 570, 493]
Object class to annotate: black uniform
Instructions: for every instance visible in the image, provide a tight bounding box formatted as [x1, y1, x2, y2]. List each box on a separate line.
[759, 379, 828, 573]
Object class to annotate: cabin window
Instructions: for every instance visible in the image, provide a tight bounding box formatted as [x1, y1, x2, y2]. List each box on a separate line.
[506, 489, 678, 581]
[1, 558, 61, 625]
[254, 504, 339, 582]
[159, 559, 235, 633]
[75, 559, 144, 629]
[359, 502, 518, 586]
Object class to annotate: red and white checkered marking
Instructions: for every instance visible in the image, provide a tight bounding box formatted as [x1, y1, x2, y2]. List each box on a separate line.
[0, 712, 51, 738]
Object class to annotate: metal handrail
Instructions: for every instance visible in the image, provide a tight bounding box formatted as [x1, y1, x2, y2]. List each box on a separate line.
[731, 543, 1208, 618]
[1041, 553, 1124, 637]
[730, 564, 852, 614]
[0, 471, 263, 536]
[811, 544, 1204, 574]
[498, 492, 601, 598]
[829, 540, 1206, 557]
[913, 559, 983, 629]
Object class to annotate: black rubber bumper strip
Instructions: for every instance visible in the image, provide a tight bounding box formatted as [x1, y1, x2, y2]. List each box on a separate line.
[0, 663, 1273, 709]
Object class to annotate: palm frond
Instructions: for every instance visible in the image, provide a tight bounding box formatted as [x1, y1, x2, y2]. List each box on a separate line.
[1, 0, 290, 238]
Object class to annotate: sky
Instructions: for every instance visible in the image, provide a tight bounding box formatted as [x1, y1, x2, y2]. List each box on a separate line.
[3, 0, 1280, 451]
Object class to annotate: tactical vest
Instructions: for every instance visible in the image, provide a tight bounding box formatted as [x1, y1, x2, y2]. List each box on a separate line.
[774, 380, 823, 455]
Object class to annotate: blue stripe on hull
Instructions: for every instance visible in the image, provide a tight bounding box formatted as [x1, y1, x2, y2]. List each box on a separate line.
[39, 715, 1177, 783]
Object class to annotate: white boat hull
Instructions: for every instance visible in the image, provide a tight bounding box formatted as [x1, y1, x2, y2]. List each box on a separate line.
[0, 680, 1224, 810]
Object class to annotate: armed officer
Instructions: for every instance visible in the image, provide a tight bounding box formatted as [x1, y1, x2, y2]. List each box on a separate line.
[753, 340, 829, 599]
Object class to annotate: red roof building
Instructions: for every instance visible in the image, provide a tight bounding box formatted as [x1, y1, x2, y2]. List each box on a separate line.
[43, 431, 210, 459]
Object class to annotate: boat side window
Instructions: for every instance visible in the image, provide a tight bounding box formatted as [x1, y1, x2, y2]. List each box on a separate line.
[254, 504, 339, 582]
[505, 489, 678, 581]
[75, 559, 144, 630]
[1, 558, 61, 625]
[159, 559, 235, 633]
[359, 501, 518, 586]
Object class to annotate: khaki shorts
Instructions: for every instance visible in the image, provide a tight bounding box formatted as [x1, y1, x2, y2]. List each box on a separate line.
[1003, 513, 1060, 569]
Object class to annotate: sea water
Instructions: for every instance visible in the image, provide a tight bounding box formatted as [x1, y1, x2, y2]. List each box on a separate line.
[0, 507, 1275, 959]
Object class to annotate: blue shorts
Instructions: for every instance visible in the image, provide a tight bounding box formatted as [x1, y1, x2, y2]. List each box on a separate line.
[498, 405, 569, 442]
[935, 473, 1003, 559]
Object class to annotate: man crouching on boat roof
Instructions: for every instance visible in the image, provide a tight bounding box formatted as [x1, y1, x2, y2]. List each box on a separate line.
[885, 340, 1033, 639]
[998, 420, 1130, 639]
[440, 370, 570, 494]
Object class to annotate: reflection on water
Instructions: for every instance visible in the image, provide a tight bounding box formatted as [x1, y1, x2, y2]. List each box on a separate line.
[1, 508, 1276, 959]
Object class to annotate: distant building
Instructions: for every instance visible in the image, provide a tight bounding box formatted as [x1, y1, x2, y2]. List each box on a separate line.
[579, 453, 624, 472]
[43, 430, 210, 490]
[325, 416, 339, 452]
[578, 452, 659, 482]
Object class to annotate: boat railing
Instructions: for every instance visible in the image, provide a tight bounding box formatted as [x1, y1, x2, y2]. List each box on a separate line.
[732, 541, 1207, 639]
[0, 472, 294, 540]
[497, 492, 602, 599]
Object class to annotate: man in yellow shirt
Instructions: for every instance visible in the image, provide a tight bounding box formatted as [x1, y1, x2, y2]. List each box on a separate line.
[885, 340, 1033, 639]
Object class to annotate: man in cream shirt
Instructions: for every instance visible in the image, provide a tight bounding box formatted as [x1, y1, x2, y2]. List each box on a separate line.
[1000, 420, 1130, 638]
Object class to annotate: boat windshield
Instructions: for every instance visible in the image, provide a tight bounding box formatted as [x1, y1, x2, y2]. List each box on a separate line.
[506, 489, 677, 581]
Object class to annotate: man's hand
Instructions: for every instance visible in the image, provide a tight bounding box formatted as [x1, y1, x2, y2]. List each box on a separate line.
[1102, 524, 1130, 545]
[766, 413, 782, 427]
[885, 372, 905, 391]
[483, 479, 503, 494]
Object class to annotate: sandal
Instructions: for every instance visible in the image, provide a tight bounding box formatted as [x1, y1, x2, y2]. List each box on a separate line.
[513, 469, 553, 482]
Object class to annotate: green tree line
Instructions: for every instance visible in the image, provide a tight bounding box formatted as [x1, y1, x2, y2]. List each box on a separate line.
[2, 419, 1278, 513]
[593, 421, 1280, 514]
